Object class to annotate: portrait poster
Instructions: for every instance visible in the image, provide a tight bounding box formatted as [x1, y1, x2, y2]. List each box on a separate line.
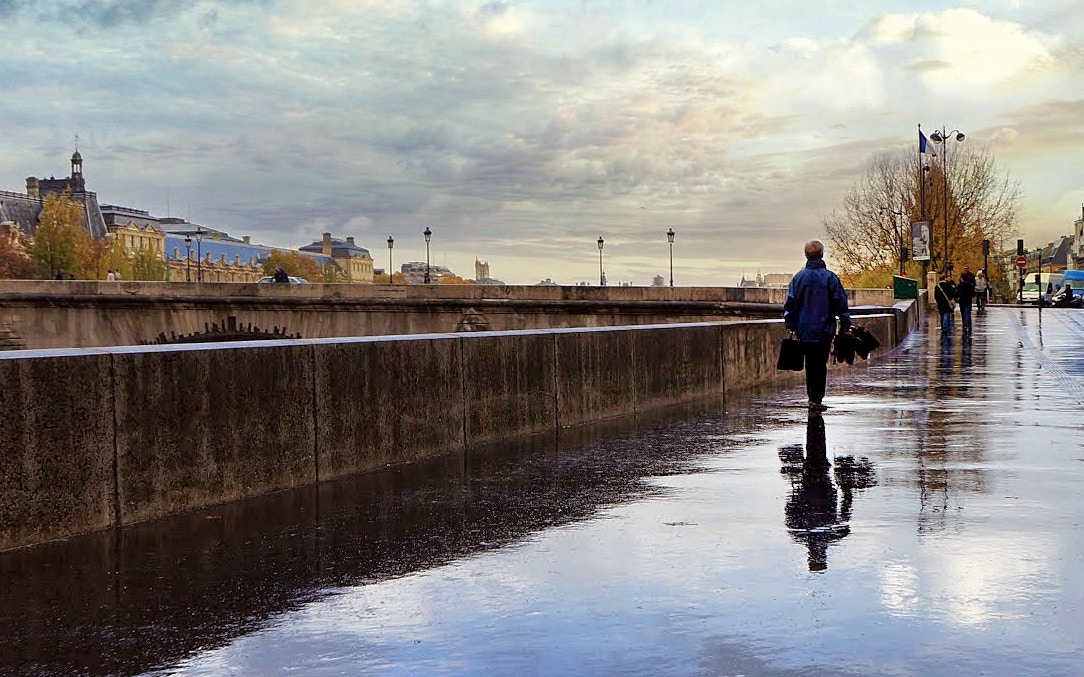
[911, 220, 931, 261]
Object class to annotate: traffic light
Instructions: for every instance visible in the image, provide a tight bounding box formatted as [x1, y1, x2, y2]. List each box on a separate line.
[1017, 239, 1025, 255]
[982, 239, 990, 256]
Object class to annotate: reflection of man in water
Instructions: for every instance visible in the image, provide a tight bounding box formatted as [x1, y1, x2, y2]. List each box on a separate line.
[779, 415, 876, 572]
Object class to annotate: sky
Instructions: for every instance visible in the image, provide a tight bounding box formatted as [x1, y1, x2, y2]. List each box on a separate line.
[2, 0, 1083, 286]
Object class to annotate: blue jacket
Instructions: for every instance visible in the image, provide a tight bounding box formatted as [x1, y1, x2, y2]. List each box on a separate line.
[783, 259, 851, 343]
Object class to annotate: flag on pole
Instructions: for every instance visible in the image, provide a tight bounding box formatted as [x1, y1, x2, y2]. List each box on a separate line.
[919, 130, 936, 157]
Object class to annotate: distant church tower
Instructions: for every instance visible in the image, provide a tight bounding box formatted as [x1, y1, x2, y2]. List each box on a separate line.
[70, 150, 85, 193]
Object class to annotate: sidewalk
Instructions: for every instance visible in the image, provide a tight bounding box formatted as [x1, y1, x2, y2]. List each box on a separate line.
[1, 305, 1082, 676]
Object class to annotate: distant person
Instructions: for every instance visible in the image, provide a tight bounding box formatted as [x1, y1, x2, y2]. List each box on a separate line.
[54, 270, 64, 280]
[783, 240, 851, 412]
[1055, 282, 1075, 308]
[113, 269, 121, 280]
[957, 267, 976, 338]
[106, 269, 116, 281]
[934, 272, 957, 335]
[975, 269, 988, 310]
[273, 267, 289, 283]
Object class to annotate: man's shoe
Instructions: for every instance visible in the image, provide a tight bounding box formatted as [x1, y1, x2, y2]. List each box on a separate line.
[808, 401, 828, 412]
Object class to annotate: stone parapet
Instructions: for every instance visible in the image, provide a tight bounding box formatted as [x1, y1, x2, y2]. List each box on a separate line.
[0, 311, 904, 551]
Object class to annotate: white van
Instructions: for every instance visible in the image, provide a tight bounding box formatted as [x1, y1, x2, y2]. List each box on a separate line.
[1020, 273, 1063, 304]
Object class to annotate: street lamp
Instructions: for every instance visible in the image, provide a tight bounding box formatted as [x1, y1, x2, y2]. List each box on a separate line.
[423, 227, 432, 284]
[930, 127, 965, 274]
[597, 236, 605, 286]
[666, 228, 675, 287]
[879, 206, 906, 276]
[183, 234, 192, 282]
[195, 227, 204, 282]
[387, 236, 394, 284]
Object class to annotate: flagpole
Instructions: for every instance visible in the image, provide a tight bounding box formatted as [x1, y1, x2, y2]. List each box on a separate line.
[918, 123, 926, 222]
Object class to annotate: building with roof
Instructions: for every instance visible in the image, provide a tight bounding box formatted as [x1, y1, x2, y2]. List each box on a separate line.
[401, 261, 455, 284]
[299, 233, 374, 283]
[2, 151, 387, 283]
[0, 151, 108, 239]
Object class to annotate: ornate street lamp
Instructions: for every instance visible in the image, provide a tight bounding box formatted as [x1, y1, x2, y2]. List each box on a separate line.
[195, 227, 204, 282]
[423, 227, 432, 284]
[666, 228, 675, 287]
[183, 234, 192, 282]
[387, 236, 394, 284]
[597, 236, 605, 286]
[930, 127, 965, 274]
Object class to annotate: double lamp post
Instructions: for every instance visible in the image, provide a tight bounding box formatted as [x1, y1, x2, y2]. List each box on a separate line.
[183, 227, 204, 282]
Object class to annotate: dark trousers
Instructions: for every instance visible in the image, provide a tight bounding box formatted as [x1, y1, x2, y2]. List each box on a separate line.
[801, 340, 832, 404]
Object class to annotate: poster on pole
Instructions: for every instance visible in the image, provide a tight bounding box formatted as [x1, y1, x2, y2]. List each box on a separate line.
[911, 220, 931, 261]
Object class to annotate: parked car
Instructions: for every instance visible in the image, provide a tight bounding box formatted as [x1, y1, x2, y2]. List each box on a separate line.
[257, 276, 308, 284]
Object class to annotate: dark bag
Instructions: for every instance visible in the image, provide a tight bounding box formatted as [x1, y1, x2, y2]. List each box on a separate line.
[832, 332, 857, 365]
[850, 324, 880, 358]
[777, 336, 804, 371]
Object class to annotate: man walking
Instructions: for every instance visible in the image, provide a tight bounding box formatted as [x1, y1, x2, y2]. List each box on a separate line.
[957, 266, 976, 338]
[784, 241, 851, 412]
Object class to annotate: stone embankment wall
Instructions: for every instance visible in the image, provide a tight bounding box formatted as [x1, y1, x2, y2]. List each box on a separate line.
[0, 280, 907, 349]
[0, 309, 910, 551]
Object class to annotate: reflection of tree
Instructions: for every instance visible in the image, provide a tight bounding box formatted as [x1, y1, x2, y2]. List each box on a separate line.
[779, 415, 876, 571]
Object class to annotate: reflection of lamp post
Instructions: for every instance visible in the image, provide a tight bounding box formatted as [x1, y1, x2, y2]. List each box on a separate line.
[423, 227, 432, 284]
[597, 236, 605, 286]
[930, 127, 965, 274]
[387, 236, 394, 284]
[879, 206, 905, 276]
[666, 228, 675, 287]
[183, 234, 192, 282]
[195, 227, 204, 282]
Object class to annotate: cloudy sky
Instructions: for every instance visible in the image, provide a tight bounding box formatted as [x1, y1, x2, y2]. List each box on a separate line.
[2, 1, 1082, 285]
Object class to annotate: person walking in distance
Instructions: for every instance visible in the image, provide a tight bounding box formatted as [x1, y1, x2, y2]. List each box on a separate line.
[957, 266, 976, 338]
[975, 269, 988, 311]
[783, 240, 852, 412]
[934, 272, 957, 335]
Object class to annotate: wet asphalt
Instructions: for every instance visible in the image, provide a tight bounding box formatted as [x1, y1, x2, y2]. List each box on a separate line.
[1, 305, 1083, 676]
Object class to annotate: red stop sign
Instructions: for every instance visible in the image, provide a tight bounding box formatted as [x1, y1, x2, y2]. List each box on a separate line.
[1016, 255, 1028, 268]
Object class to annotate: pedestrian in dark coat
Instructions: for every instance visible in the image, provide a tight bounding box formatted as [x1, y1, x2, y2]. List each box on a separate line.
[783, 240, 851, 411]
[934, 273, 957, 335]
[957, 267, 976, 337]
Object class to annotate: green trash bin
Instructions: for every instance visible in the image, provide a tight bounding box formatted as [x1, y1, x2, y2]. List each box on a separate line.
[893, 275, 918, 299]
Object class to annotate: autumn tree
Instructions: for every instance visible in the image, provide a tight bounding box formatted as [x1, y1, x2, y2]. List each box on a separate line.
[0, 228, 36, 279]
[373, 271, 407, 284]
[131, 248, 168, 281]
[83, 233, 130, 280]
[823, 145, 1019, 289]
[438, 274, 473, 285]
[319, 262, 347, 283]
[263, 250, 322, 281]
[29, 191, 91, 279]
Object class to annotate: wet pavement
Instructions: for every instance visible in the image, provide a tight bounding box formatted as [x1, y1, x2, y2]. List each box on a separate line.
[2, 306, 1083, 676]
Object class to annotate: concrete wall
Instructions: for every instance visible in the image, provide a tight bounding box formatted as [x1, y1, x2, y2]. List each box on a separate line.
[0, 280, 900, 350]
[0, 312, 901, 551]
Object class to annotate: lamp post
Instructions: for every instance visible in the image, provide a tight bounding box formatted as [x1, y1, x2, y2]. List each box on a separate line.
[597, 236, 605, 286]
[666, 228, 675, 287]
[387, 236, 394, 284]
[183, 234, 192, 282]
[423, 227, 432, 284]
[195, 227, 204, 282]
[879, 206, 905, 276]
[930, 127, 965, 274]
